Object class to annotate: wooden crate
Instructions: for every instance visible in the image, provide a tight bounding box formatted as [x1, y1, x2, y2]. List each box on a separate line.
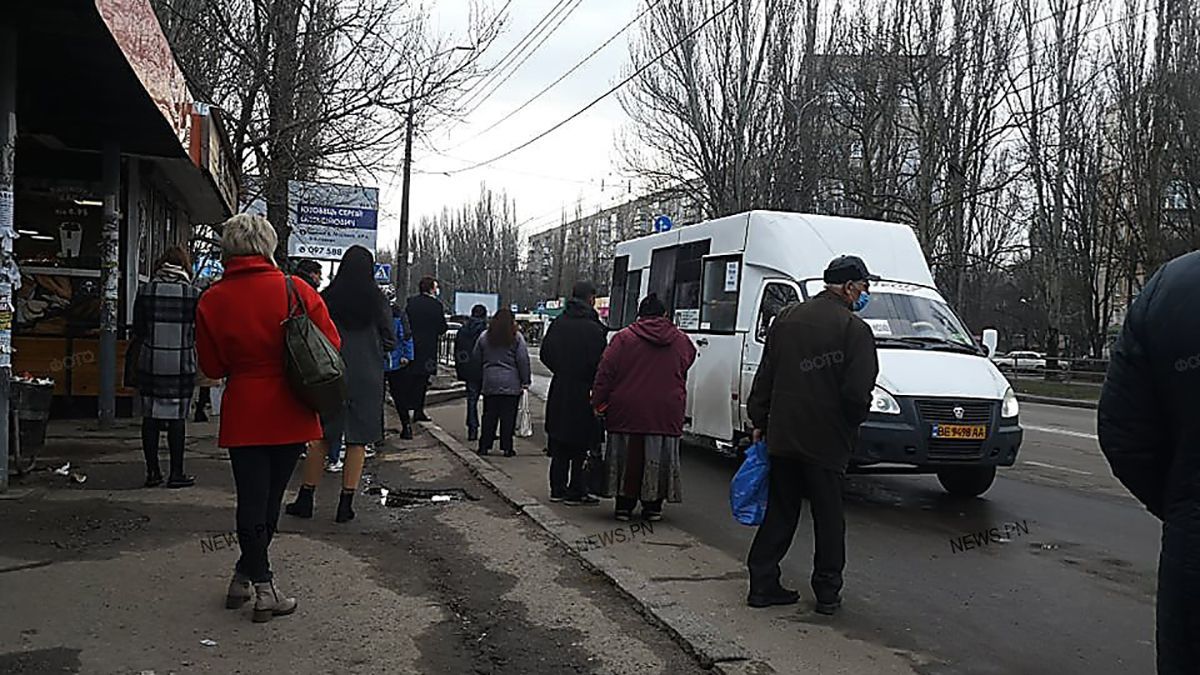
[12, 336, 70, 395]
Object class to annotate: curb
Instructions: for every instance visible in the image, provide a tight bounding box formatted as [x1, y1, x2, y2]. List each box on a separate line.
[426, 386, 466, 406]
[1017, 394, 1098, 410]
[423, 421, 770, 674]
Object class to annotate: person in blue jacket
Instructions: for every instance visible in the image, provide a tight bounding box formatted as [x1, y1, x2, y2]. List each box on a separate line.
[384, 299, 416, 439]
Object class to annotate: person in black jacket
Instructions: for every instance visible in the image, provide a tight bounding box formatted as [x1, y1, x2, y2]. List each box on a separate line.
[1099, 250, 1200, 675]
[294, 259, 323, 291]
[403, 275, 449, 430]
[455, 304, 489, 441]
[746, 255, 880, 616]
[541, 281, 608, 505]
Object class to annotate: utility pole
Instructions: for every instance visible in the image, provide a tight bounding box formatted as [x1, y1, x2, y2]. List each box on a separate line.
[0, 20, 17, 490]
[395, 104, 415, 302]
[98, 142, 120, 427]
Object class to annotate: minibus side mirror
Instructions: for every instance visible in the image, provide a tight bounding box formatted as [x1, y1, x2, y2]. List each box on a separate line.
[982, 328, 999, 357]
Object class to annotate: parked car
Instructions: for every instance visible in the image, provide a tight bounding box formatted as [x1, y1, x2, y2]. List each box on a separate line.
[992, 351, 1070, 372]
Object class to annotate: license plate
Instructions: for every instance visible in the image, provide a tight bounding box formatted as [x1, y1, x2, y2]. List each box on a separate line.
[931, 424, 987, 440]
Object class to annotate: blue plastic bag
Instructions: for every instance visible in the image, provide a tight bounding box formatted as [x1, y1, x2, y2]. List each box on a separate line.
[730, 441, 770, 526]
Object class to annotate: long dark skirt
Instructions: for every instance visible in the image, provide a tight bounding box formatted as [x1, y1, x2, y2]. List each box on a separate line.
[601, 433, 683, 503]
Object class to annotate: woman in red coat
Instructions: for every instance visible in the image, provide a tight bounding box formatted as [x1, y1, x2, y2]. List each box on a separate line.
[592, 294, 697, 522]
[196, 214, 341, 623]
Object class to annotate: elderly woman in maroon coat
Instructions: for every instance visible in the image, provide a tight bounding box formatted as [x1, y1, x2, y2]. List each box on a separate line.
[592, 294, 697, 522]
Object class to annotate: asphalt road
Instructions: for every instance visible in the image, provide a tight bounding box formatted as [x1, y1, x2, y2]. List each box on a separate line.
[527, 355, 1159, 674]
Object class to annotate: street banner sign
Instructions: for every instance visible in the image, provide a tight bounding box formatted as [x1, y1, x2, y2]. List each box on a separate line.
[287, 179, 379, 261]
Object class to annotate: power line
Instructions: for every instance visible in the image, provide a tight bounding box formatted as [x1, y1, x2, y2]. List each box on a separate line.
[437, 0, 741, 175]
[456, 0, 578, 111]
[445, 0, 665, 151]
[460, 0, 587, 118]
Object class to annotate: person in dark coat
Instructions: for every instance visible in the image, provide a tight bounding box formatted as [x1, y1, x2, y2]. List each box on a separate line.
[592, 294, 696, 521]
[133, 245, 201, 489]
[286, 246, 395, 523]
[745, 255, 880, 616]
[541, 281, 608, 504]
[455, 304, 489, 440]
[1098, 250, 1200, 675]
[404, 275, 449, 426]
[293, 259, 323, 291]
[473, 309, 532, 457]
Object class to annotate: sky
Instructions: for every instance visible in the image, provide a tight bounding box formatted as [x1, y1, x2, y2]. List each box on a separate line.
[374, 0, 645, 254]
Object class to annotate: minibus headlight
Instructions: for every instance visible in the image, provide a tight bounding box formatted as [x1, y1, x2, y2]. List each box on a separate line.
[1002, 387, 1019, 418]
[870, 386, 902, 415]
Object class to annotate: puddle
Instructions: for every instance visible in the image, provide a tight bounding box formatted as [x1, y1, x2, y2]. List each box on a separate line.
[363, 481, 479, 508]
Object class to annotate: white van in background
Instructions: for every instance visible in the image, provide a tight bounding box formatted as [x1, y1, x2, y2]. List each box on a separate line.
[609, 210, 1022, 497]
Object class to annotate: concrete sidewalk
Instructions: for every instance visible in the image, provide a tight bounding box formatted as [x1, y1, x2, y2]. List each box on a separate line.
[0, 411, 710, 674]
[427, 398, 928, 675]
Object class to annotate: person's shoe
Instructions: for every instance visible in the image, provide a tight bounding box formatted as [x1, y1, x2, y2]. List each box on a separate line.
[144, 469, 163, 488]
[252, 580, 297, 623]
[325, 460, 344, 473]
[335, 491, 356, 523]
[643, 509, 663, 522]
[413, 412, 432, 422]
[400, 426, 414, 441]
[564, 494, 600, 506]
[194, 411, 209, 423]
[503, 449, 516, 458]
[364, 445, 377, 459]
[615, 509, 633, 522]
[467, 429, 479, 442]
[285, 486, 315, 519]
[747, 587, 801, 609]
[814, 597, 842, 615]
[225, 571, 253, 609]
[477, 447, 490, 456]
[549, 492, 566, 503]
[166, 474, 196, 488]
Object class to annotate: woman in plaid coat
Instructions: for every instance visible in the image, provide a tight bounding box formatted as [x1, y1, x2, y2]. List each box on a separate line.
[133, 246, 201, 488]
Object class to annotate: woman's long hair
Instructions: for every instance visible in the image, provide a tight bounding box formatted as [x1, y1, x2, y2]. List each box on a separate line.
[322, 246, 385, 330]
[487, 308, 518, 348]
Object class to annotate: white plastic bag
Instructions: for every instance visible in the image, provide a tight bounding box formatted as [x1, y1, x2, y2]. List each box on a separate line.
[516, 390, 534, 438]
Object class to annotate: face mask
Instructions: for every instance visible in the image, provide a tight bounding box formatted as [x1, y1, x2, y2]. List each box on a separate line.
[852, 291, 871, 312]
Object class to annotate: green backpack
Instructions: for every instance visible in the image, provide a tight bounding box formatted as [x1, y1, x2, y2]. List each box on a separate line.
[283, 276, 346, 416]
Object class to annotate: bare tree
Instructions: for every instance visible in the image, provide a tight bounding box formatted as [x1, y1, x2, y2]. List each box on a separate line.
[151, 0, 503, 260]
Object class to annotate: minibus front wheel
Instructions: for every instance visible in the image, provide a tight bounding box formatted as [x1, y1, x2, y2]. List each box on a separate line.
[936, 466, 997, 498]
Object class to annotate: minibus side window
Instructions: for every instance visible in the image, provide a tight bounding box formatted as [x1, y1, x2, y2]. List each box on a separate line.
[620, 270, 642, 328]
[671, 240, 710, 328]
[609, 256, 629, 329]
[699, 255, 741, 332]
[757, 283, 800, 342]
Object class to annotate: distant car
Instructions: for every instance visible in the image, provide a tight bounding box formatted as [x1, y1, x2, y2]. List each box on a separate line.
[991, 351, 1070, 372]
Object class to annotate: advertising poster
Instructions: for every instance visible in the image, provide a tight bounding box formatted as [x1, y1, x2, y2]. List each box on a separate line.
[287, 180, 379, 261]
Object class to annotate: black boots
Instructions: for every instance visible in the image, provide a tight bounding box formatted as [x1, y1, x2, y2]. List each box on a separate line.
[400, 424, 414, 440]
[286, 486, 354, 523]
[285, 485, 315, 519]
[335, 490, 355, 523]
[145, 467, 163, 488]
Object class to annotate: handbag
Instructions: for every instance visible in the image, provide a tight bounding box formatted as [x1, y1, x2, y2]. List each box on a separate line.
[282, 276, 347, 417]
[123, 337, 142, 389]
[515, 390, 534, 437]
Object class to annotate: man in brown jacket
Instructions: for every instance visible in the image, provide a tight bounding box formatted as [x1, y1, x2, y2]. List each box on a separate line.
[746, 255, 880, 615]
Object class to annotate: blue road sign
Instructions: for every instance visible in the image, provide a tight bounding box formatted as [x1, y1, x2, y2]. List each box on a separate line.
[374, 263, 391, 283]
[653, 215, 673, 233]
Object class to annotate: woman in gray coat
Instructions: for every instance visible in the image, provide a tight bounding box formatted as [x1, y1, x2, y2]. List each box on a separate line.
[286, 246, 395, 523]
[133, 246, 200, 488]
[473, 309, 531, 457]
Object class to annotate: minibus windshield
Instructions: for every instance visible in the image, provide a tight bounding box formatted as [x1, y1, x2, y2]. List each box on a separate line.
[857, 292, 978, 352]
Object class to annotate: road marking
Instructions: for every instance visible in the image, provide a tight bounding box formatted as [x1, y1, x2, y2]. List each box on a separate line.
[1024, 424, 1099, 441]
[1022, 460, 1093, 476]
